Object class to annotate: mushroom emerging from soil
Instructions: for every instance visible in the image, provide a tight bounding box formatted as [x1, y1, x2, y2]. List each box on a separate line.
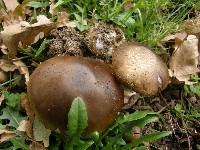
[48, 27, 86, 57]
[112, 42, 169, 96]
[86, 22, 125, 57]
[28, 56, 124, 133]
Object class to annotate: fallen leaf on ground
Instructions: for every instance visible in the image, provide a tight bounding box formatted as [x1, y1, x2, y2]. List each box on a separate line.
[56, 11, 76, 28]
[0, 130, 16, 143]
[0, 15, 56, 57]
[3, 0, 19, 11]
[162, 32, 187, 42]
[33, 115, 51, 147]
[20, 94, 34, 122]
[0, 59, 17, 72]
[13, 60, 29, 84]
[29, 142, 47, 150]
[0, 59, 29, 84]
[0, 44, 8, 55]
[17, 119, 33, 138]
[169, 34, 200, 84]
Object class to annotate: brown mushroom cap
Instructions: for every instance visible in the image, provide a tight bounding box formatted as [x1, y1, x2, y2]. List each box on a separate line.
[112, 42, 169, 96]
[28, 56, 124, 133]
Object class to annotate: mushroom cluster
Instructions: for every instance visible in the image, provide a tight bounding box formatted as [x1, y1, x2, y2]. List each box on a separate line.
[28, 24, 170, 134]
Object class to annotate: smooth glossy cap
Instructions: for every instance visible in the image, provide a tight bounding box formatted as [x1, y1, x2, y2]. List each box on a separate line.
[28, 56, 124, 133]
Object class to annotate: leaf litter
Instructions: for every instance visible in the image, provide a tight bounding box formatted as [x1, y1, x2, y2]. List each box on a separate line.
[169, 33, 200, 84]
[0, 1, 200, 149]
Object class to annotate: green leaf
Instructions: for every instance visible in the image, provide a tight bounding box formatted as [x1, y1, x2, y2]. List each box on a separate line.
[0, 107, 25, 128]
[117, 111, 157, 125]
[35, 39, 48, 58]
[27, 1, 47, 8]
[78, 140, 94, 150]
[122, 131, 172, 149]
[10, 138, 29, 150]
[84, 131, 99, 142]
[175, 104, 184, 113]
[67, 97, 88, 138]
[133, 114, 159, 127]
[0, 123, 6, 129]
[135, 146, 148, 150]
[4, 92, 24, 108]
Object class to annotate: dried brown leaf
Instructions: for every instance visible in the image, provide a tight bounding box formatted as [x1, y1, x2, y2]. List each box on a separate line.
[3, 0, 19, 11]
[13, 60, 29, 84]
[56, 11, 76, 28]
[0, 59, 17, 72]
[0, 15, 56, 57]
[17, 119, 33, 138]
[0, 44, 8, 55]
[0, 130, 16, 143]
[0, 59, 29, 83]
[20, 94, 34, 122]
[29, 142, 47, 150]
[162, 32, 187, 43]
[169, 34, 200, 84]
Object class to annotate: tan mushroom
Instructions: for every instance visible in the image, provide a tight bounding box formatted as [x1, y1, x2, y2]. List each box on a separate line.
[112, 42, 169, 96]
[28, 56, 124, 133]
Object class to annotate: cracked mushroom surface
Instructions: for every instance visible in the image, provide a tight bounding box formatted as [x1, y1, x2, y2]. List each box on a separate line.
[112, 42, 170, 96]
[85, 22, 125, 57]
[28, 56, 124, 133]
[47, 27, 86, 57]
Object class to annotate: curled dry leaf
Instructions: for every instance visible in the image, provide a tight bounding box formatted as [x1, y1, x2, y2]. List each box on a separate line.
[3, 0, 19, 11]
[0, 15, 56, 57]
[13, 60, 29, 84]
[17, 119, 33, 138]
[29, 142, 47, 150]
[169, 34, 200, 84]
[0, 130, 16, 143]
[0, 59, 29, 84]
[0, 44, 8, 55]
[0, 59, 17, 72]
[33, 115, 51, 147]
